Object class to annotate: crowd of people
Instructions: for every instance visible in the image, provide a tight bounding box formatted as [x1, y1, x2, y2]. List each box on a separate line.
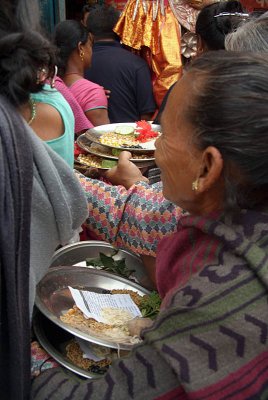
[2, 0, 268, 399]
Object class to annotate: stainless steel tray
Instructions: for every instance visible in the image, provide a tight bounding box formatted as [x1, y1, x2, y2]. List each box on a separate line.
[50, 240, 154, 290]
[85, 122, 161, 152]
[77, 151, 154, 170]
[33, 310, 101, 379]
[35, 266, 150, 350]
[77, 134, 155, 162]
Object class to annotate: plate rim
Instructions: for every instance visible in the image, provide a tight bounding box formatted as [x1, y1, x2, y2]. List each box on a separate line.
[85, 122, 160, 152]
[77, 134, 155, 162]
[77, 153, 115, 170]
[33, 310, 101, 379]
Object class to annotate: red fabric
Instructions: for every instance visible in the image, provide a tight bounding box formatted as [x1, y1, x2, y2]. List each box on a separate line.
[189, 351, 268, 399]
[155, 386, 187, 400]
[79, 224, 89, 241]
[156, 216, 220, 303]
[240, 0, 268, 11]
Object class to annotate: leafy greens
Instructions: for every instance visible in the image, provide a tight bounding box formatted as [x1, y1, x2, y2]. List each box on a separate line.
[139, 291, 161, 319]
[86, 251, 135, 279]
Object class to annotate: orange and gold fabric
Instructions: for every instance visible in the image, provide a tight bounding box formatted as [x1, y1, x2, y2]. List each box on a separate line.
[114, 0, 182, 107]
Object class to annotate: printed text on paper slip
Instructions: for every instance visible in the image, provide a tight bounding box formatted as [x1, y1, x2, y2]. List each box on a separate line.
[68, 287, 142, 323]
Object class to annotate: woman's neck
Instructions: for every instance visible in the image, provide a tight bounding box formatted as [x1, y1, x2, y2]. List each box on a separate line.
[63, 66, 84, 87]
[65, 57, 84, 76]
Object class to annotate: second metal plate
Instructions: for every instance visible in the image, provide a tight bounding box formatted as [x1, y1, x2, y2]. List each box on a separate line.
[35, 266, 150, 351]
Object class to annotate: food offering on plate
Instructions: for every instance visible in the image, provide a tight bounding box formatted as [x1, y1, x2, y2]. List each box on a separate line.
[86, 121, 161, 151]
[85, 251, 136, 280]
[99, 121, 160, 150]
[88, 142, 155, 161]
[77, 151, 154, 171]
[35, 267, 157, 350]
[65, 338, 129, 374]
[60, 288, 161, 346]
[77, 154, 117, 170]
[74, 250, 154, 290]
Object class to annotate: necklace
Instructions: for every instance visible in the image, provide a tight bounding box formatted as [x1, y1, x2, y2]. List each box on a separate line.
[28, 98, 36, 125]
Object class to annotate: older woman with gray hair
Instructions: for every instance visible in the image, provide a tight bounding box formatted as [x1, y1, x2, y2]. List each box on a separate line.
[32, 50, 268, 399]
[225, 14, 268, 51]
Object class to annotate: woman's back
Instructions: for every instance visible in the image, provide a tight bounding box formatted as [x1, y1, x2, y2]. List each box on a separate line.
[31, 84, 75, 167]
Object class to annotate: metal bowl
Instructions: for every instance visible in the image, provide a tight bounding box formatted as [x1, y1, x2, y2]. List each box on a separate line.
[35, 266, 150, 350]
[50, 241, 153, 290]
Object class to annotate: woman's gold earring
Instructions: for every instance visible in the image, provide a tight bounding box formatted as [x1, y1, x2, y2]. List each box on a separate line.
[192, 179, 199, 191]
[36, 67, 48, 84]
[80, 50, 85, 61]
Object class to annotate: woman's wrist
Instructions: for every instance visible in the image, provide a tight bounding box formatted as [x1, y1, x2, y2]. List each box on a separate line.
[125, 176, 149, 190]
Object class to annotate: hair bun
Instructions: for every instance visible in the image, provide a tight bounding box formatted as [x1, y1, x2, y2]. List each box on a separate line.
[0, 31, 56, 106]
[215, 0, 244, 35]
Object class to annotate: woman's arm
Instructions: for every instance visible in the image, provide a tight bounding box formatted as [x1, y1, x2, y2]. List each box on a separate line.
[31, 341, 181, 399]
[77, 172, 182, 257]
[85, 107, 110, 126]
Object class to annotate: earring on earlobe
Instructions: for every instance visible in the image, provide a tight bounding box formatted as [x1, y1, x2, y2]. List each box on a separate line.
[80, 50, 85, 61]
[192, 179, 199, 191]
[36, 67, 48, 84]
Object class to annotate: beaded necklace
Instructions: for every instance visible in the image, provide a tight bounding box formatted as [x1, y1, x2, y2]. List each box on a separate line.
[28, 98, 36, 125]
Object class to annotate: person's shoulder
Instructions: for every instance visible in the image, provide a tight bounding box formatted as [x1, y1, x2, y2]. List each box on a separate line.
[75, 78, 102, 90]
[118, 47, 147, 63]
[127, 55, 150, 73]
[115, 49, 149, 72]
[37, 103, 64, 130]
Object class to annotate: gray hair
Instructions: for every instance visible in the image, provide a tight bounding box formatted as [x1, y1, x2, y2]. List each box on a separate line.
[186, 51, 268, 211]
[225, 17, 268, 52]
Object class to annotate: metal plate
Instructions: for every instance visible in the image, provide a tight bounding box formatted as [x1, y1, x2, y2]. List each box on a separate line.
[77, 152, 155, 170]
[77, 134, 155, 162]
[33, 310, 100, 379]
[77, 154, 116, 170]
[85, 123, 161, 152]
[35, 266, 150, 350]
[50, 240, 154, 290]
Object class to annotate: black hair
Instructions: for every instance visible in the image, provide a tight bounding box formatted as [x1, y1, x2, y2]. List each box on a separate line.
[81, 3, 93, 16]
[187, 50, 268, 210]
[0, 30, 56, 107]
[0, 0, 56, 106]
[86, 4, 120, 40]
[195, 0, 244, 50]
[53, 19, 89, 77]
[80, 3, 94, 25]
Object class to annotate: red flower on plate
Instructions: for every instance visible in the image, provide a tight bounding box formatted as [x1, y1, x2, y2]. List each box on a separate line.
[135, 120, 159, 143]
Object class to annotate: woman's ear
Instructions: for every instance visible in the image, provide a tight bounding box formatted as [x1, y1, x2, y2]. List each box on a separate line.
[78, 41, 83, 53]
[197, 146, 223, 192]
[88, 33, 94, 45]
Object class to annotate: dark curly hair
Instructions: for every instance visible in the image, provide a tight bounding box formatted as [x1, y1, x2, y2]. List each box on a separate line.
[0, 30, 56, 106]
[0, 0, 56, 106]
